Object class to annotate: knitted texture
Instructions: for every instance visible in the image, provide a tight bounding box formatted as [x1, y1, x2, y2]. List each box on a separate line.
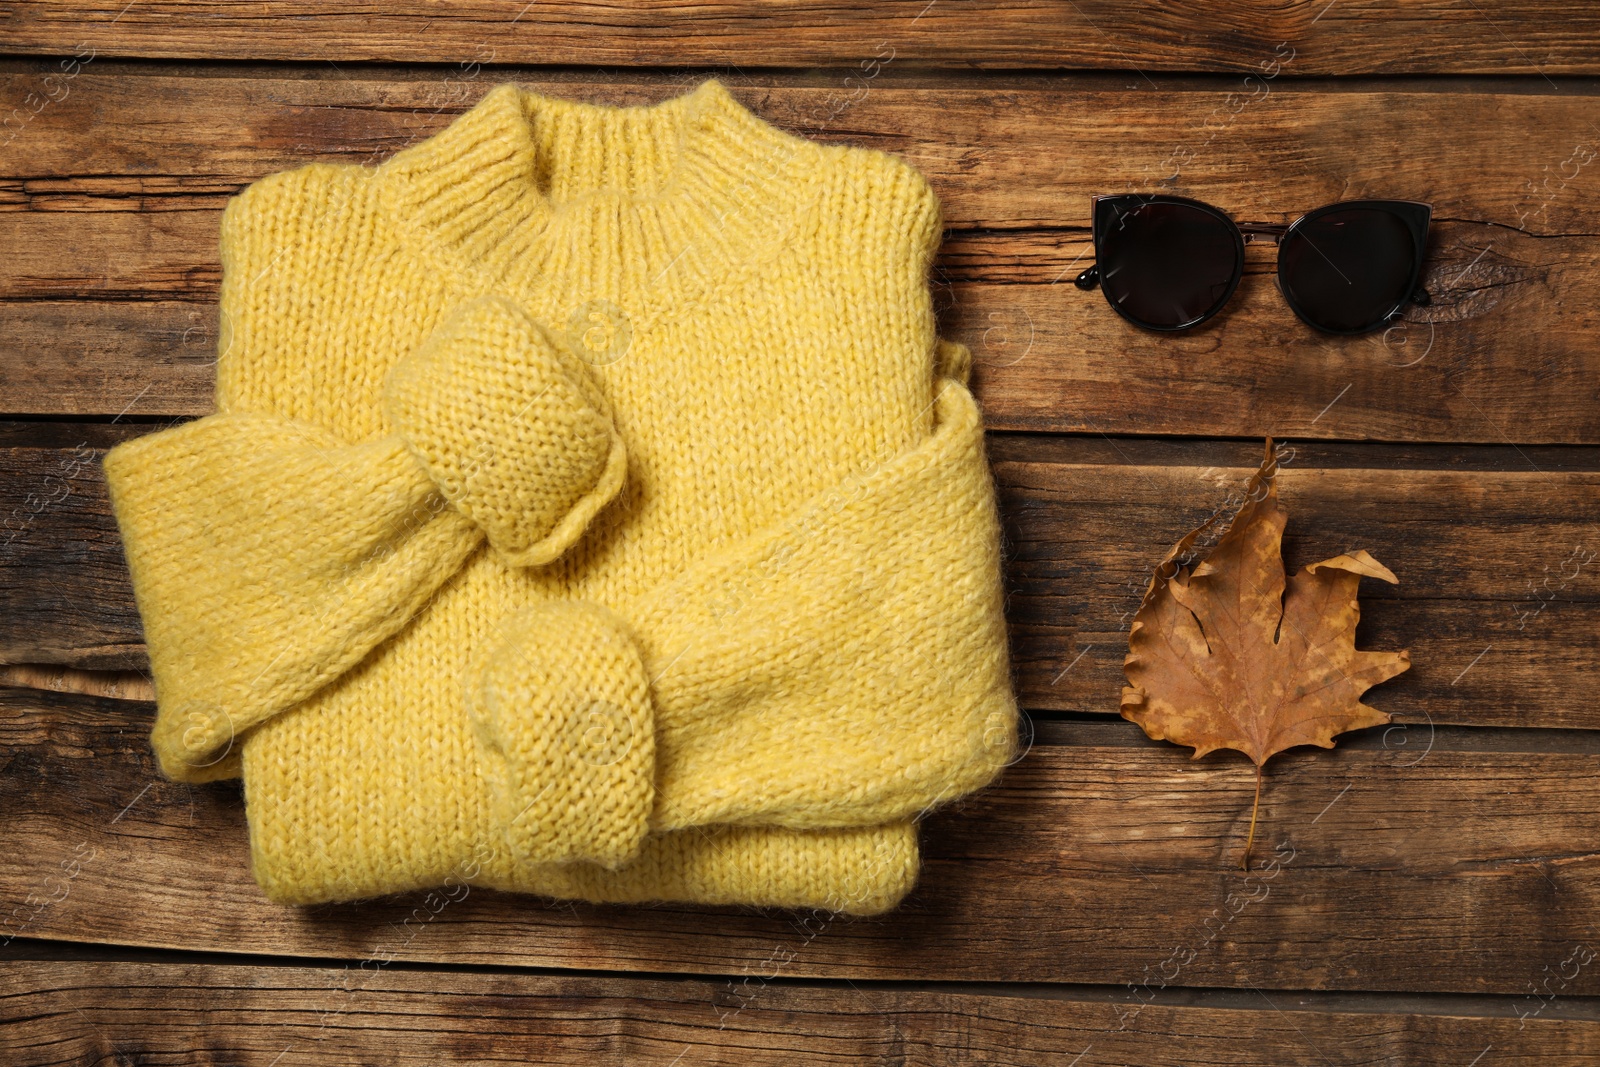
[101, 77, 1020, 916]
[471, 599, 656, 870]
[386, 293, 628, 567]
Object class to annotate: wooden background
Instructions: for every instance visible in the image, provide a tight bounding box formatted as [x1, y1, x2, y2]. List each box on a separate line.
[5, 3, 1600, 1063]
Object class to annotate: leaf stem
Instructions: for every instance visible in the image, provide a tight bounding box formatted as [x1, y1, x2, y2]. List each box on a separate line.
[1241, 761, 1264, 870]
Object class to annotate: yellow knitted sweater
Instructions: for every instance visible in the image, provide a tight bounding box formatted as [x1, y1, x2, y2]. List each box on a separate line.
[101, 78, 1019, 915]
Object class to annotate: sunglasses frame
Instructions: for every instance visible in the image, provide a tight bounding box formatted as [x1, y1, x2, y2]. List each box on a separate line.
[1076, 194, 1434, 335]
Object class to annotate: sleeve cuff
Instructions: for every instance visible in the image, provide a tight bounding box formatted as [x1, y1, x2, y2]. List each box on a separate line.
[386, 294, 628, 568]
[469, 598, 657, 870]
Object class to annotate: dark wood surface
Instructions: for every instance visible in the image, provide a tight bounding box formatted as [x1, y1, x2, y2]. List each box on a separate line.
[5, 14, 1600, 1066]
[6, 2, 1600, 75]
[5, 957, 1600, 1065]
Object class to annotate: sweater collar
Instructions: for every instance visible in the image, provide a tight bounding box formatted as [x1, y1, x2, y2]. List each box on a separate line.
[376, 78, 824, 306]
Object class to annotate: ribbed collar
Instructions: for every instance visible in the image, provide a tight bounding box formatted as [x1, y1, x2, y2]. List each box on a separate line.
[375, 78, 826, 308]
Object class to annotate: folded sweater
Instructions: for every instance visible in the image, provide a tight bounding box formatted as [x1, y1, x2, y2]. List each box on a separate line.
[102, 77, 1019, 915]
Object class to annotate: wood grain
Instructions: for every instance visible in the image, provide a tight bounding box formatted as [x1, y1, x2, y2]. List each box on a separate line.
[6, 432, 1598, 729]
[4, 684, 1600, 993]
[4, 71, 1600, 441]
[3, 960, 1598, 1065]
[0, 663, 152, 700]
[3, 2, 1600, 74]
[0, 441, 146, 671]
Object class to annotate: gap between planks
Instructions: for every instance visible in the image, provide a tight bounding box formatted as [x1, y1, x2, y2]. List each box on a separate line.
[3, 936, 1600, 1024]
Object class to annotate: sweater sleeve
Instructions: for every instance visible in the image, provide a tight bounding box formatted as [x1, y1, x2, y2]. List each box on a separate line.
[103, 417, 482, 782]
[104, 172, 628, 783]
[640, 365, 1020, 830]
[474, 360, 1020, 848]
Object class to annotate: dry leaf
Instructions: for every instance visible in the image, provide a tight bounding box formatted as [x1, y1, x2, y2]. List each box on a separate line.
[1120, 438, 1411, 865]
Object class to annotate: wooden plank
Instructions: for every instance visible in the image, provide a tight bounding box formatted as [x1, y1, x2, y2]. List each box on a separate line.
[3, 2, 1600, 74]
[4, 72, 1599, 441]
[7, 70, 1599, 235]
[6, 431, 1599, 730]
[995, 452, 1600, 731]
[0, 301, 217, 418]
[945, 227, 1600, 443]
[4, 684, 1600, 993]
[0, 441, 144, 671]
[3, 961, 1598, 1065]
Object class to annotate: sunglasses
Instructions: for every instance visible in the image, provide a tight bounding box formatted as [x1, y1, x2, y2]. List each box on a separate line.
[1074, 195, 1433, 335]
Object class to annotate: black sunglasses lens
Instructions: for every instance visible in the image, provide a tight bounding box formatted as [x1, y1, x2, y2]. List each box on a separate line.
[1097, 201, 1240, 330]
[1279, 207, 1420, 333]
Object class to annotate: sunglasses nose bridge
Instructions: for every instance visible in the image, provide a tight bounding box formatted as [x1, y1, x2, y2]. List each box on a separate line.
[1238, 222, 1289, 245]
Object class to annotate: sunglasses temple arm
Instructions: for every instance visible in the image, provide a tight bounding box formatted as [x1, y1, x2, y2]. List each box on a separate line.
[1410, 283, 1432, 307]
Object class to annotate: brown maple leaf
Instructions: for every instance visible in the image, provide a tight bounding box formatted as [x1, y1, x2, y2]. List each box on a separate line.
[1120, 438, 1411, 866]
